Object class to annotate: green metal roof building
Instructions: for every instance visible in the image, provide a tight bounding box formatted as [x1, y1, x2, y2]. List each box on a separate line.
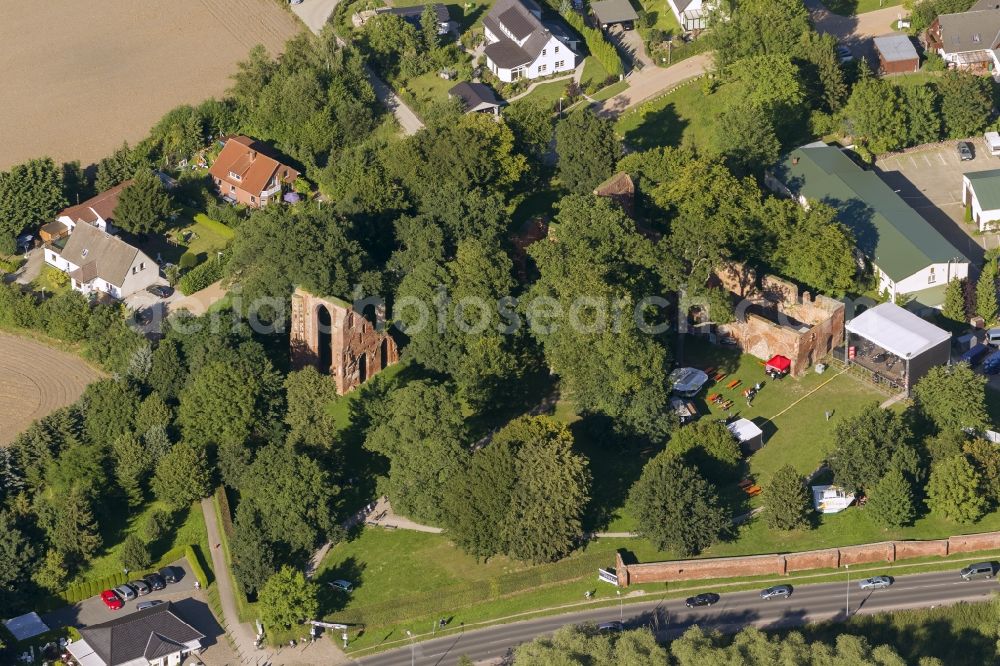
[770, 142, 969, 308]
[962, 168, 1000, 232]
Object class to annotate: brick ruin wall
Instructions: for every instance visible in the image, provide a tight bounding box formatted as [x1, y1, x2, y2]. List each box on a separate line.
[290, 288, 399, 395]
[615, 531, 1000, 587]
[712, 265, 845, 376]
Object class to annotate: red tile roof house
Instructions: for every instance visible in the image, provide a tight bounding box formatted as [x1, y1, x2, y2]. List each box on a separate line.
[208, 136, 300, 208]
[39, 180, 132, 243]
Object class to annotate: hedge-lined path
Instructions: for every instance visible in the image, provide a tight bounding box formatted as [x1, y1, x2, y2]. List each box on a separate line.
[0, 331, 102, 446]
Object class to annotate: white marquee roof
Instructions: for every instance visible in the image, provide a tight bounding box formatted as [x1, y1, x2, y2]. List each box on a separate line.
[846, 302, 950, 358]
[727, 418, 763, 442]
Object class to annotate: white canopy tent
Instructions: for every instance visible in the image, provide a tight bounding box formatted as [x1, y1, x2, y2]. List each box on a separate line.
[668, 367, 709, 397]
[845, 303, 949, 359]
[4, 612, 49, 641]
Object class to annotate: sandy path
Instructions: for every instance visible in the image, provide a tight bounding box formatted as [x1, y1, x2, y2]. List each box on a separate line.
[0, 332, 103, 445]
[0, 0, 302, 170]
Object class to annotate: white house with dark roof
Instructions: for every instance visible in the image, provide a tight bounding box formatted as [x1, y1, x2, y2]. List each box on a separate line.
[66, 601, 204, 666]
[667, 0, 709, 31]
[483, 0, 577, 82]
[43, 220, 158, 299]
[927, 1, 1000, 73]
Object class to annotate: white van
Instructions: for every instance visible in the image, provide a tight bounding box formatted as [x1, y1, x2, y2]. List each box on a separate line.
[985, 131, 1000, 156]
[987, 328, 1000, 346]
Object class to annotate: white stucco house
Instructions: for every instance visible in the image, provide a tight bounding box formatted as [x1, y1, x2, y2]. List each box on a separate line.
[483, 0, 577, 82]
[44, 219, 158, 299]
[963, 169, 1000, 231]
[927, 2, 1000, 74]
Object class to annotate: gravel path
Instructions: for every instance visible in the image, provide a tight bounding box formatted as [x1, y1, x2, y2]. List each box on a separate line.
[0, 332, 102, 446]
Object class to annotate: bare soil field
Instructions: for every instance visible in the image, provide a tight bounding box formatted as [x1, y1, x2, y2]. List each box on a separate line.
[0, 332, 103, 445]
[0, 0, 302, 170]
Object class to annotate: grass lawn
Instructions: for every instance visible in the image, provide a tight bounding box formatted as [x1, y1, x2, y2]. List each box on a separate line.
[636, 0, 682, 37]
[581, 56, 610, 89]
[72, 500, 207, 585]
[589, 80, 629, 102]
[615, 79, 712, 151]
[521, 80, 572, 109]
[141, 209, 234, 267]
[823, 0, 902, 16]
[401, 70, 463, 116]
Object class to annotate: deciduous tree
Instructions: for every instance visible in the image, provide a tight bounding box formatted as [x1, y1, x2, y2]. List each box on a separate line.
[152, 442, 212, 512]
[962, 439, 1000, 506]
[628, 452, 729, 555]
[764, 465, 812, 530]
[555, 108, 621, 194]
[259, 566, 319, 630]
[829, 404, 919, 494]
[927, 454, 987, 523]
[912, 363, 989, 433]
[231, 505, 276, 597]
[669, 419, 743, 482]
[0, 157, 67, 254]
[938, 70, 992, 138]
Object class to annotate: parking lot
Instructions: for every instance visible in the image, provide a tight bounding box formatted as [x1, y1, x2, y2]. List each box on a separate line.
[875, 140, 1000, 266]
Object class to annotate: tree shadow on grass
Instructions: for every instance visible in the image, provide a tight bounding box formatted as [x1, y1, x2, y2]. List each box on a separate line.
[621, 101, 687, 151]
[317, 556, 367, 615]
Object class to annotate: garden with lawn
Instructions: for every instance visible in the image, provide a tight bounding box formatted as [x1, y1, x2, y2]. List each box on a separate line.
[138, 209, 234, 270]
[616, 78, 712, 150]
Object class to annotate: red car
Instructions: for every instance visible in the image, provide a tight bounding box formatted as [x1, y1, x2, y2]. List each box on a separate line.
[100, 589, 123, 610]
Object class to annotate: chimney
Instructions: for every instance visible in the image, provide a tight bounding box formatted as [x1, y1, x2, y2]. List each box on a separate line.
[251, 150, 257, 160]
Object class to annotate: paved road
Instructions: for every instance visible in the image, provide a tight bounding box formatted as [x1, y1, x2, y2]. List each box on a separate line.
[290, 0, 424, 135]
[596, 53, 713, 117]
[354, 570, 997, 665]
[805, 0, 908, 44]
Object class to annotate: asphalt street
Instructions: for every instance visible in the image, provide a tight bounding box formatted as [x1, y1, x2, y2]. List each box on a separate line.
[354, 570, 998, 665]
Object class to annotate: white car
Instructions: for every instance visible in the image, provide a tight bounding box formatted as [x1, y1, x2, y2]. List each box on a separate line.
[329, 579, 354, 593]
[858, 575, 892, 590]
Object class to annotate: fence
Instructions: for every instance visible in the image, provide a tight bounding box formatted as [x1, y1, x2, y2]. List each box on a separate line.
[615, 531, 1000, 587]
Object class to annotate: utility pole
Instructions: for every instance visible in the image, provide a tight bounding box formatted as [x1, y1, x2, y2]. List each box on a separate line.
[845, 564, 850, 618]
[617, 589, 623, 623]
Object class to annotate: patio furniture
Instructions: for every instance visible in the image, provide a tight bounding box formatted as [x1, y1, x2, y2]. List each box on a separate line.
[707, 392, 720, 403]
[726, 379, 741, 390]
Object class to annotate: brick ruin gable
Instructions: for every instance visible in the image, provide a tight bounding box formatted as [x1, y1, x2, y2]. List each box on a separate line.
[703, 263, 845, 376]
[290, 288, 399, 395]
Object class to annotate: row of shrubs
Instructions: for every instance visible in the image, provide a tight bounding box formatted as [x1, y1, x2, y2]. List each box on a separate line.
[60, 544, 209, 604]
[177, 256, 225, 295]
[561, 10, 624, 77]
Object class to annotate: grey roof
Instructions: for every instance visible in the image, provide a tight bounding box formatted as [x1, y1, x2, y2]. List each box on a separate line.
[965, 168, 1000, 210]
[485, 0, 572, 68]
[937, 9, 1000, 54]
[971, 0, 1000, 10]
[381, 3, 450, 24]
[670, 0, 698, 13]
[78, 602, 204, 666]
[57, 219, 145, 288]
[592, 0, 639, 25]
[773, 143, 968, 282]
[873, 34, 919, 62]
[449, 81, 504, 111]
[499, 5, 536, 39]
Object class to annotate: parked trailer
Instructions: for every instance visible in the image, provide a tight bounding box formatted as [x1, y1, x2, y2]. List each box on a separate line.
[959, 343, 990, 366]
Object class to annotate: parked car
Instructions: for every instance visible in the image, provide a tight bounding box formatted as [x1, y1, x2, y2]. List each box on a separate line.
[960, 562, 995, 580]
[159, 566, 181, 584]
[983, 350, 1000, 374]
[114, 584, 137, 602]
[146, 284, 174, 298]
[597, 621, 624, 633]
[100, 589, 124, 610]
[858, 575, 892, 590]
[958, 141, 975, 161]
[760, 584, 793, 600]
[130, 579, 151, 596]
[329, 579, 354, 593]
[836, 45, 854, 63]
[144, 573, 166, 591]
[136, 599, 164, 611]
[685, 592, 720, 608]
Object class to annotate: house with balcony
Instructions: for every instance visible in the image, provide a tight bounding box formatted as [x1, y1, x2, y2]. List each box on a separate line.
[926, 0, 1000, 73]
[208, 135, 299, 208]
[483, 0, 577, 82]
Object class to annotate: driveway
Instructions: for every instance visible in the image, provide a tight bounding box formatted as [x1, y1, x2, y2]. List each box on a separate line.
[874, 140, 1000, 264]
[606, 25, 650, 70]
[13, 247, 43, 285]
[290, 0, 341, 34]
[595, 53, 712, 116]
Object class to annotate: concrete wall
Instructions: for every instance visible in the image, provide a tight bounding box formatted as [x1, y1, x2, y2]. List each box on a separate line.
[615, 531, 1000, 587]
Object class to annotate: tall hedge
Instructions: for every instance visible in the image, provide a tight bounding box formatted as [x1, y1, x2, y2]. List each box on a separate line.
[562, 11, 624, 77]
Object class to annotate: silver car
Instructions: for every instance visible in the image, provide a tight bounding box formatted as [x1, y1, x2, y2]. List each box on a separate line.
[760, 584, 792, 600]
[114, 584, 137, 602]
[858, 575, 892, 590]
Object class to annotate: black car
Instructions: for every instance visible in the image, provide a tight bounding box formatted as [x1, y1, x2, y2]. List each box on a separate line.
[685, 592, 720, 608]
[159, 566, 182, 584]
[958, 141, 975, 161]
[144, 573, 166, 591]
[129, 579, 151, 596]
[146, 284, 174, 298]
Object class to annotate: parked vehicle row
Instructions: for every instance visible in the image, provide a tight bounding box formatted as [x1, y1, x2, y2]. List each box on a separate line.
[100, 566, 182, 611]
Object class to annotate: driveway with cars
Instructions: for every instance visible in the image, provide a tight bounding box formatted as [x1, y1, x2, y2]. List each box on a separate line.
[874, 140, 1000, 264]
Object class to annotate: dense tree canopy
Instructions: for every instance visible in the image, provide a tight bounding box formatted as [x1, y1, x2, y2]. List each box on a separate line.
[113, 169, 177, 235]
[764, 465, 812, 531]
[829, 405, 919, 494]
[0, 158, 66, 253]
[708, 0, 811, 69]
[555, 109, 622, 194]
[912, 363, 990, 434]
